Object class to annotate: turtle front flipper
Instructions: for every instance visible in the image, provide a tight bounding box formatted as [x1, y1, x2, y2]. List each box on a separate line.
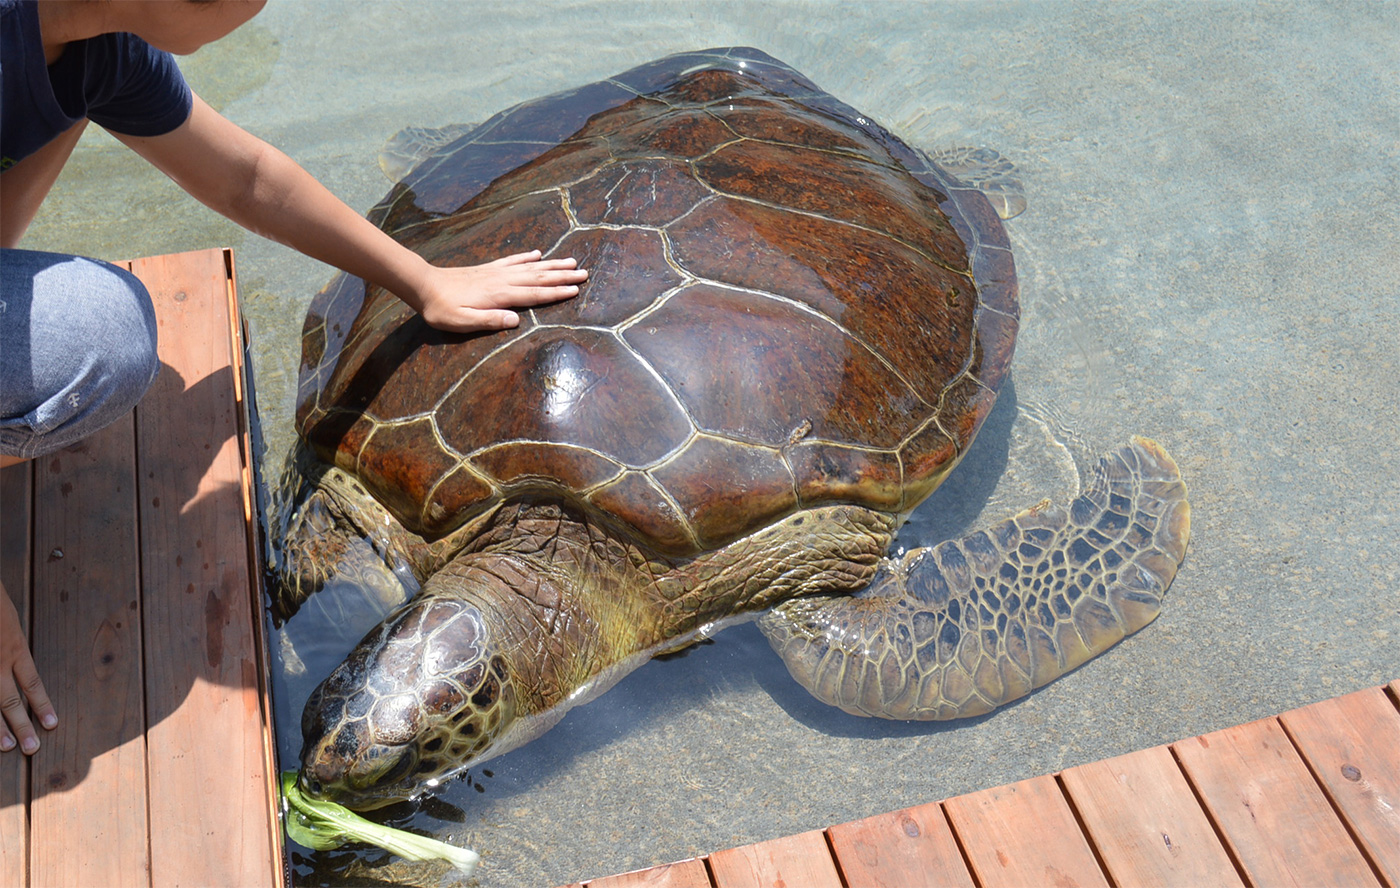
[274, 456, 426, 623]
[759, 437, 1190, 720]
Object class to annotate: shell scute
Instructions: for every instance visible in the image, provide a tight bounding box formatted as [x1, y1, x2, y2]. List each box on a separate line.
[970, 247, 1018, 315]
[401, 80, 637, 214]
[403, 141, 553, 218]
[898, 420, 962, 509]
[586, 471, 694, 554]
[686, 60, 825, 107]
[609, 108, 737, 158]
[436, 327, 692, 468]
[569, 159, 713, 227]
[352, 418, 459, 526]
[694, 139, 965, 271]
[664, 196, 977, 396]
[482, 80, 637, 145]
[471, 441, 622, 493]
[652, 68, 766, 105]
[468, 139, 615, 216]
[409, 189, 574, 268]
[973, 308, 1020, 392]
[606, 48, 792, 95]
[650, 434, 796, 549]
[785, 441, 904, 513]
[418, 466, 494, 536]
[935, 374, 1000, 456]
[712, 97, 881, 158]
[623, 283, 925, 450]
[543, 227, 681, 326]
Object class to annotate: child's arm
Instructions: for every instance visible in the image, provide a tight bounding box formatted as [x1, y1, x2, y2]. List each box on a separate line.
[112, 95, 586, 332]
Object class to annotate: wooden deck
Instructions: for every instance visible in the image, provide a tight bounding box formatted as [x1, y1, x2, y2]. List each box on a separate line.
[561, 680, 1400, 888]
[0, 249, 283, 887]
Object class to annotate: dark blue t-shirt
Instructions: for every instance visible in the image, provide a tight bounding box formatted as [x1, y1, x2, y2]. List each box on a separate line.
[0, 0, 192, 171]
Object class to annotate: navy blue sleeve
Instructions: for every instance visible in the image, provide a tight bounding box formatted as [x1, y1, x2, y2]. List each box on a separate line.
[82, 32, 193, 137]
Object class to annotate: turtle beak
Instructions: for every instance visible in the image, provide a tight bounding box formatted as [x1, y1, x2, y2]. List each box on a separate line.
[298, 742, 418, 809]
[297, 771, 326, 799]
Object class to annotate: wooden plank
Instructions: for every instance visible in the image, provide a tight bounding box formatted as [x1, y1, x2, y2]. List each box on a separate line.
[129, 250, 277, 887]
[225, 254, 288, 885]
[587, 858, 713, 887]
[1173, 715, 1380, 887]
[826, 801, 975, 888]
[707, 829, 842, 888]
[1279, 686, 1400, 886]
[1, 462, 33, 884]
[942, 773, 1109, 888]
[1059, 744, 1244, 887]
[27, 418, 149, 887]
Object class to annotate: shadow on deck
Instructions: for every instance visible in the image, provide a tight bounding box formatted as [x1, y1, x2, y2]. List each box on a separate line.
[1, 249, 283, 887]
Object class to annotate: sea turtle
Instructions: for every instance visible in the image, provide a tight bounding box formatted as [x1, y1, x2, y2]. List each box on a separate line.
[276, 47, 1190, 811]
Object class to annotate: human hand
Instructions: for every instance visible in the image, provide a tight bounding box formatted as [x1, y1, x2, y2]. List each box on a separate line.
[410, 250, 587, 333]
[1, 581, 55, 754]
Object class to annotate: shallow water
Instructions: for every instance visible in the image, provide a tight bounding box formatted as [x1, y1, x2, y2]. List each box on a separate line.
[23, 3, 1399, 886]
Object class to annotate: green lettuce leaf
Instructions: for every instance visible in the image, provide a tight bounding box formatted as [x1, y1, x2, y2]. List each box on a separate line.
[280, 771, 480, 876]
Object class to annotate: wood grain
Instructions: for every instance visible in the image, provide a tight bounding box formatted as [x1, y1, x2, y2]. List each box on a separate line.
[826, 801, 975, 888]
[130, 250, 276, 887]
[1060, 744, 1243, 887]
[1173, 715, 1380, 888]
[942, 773, 1110, 888]
[563, 685, 1400, 888]
[27, 418, 149, 887]
[1280, 686, 1400, 887]
[708, 829, 842, 888]
[588, 857, 713, 887]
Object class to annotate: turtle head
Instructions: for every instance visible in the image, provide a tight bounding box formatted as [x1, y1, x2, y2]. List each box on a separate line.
[296, 595, 518, 809]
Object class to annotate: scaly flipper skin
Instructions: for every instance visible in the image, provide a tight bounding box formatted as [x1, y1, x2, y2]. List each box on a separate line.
[759, 437, 1190, 719]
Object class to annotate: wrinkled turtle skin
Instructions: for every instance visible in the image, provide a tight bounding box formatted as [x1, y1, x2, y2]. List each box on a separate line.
[277, 47, 1191, 810]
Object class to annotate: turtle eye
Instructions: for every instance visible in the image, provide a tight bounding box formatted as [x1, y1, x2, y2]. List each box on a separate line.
[357, 745, 417, 791]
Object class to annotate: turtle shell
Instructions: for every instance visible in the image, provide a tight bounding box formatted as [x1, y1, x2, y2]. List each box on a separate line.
[296, 47, 1018, 555]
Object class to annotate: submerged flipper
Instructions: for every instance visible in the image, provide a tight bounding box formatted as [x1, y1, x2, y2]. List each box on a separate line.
[759, 437, 1190, 720]
[378, 123, 479, 182]
[927, 146, 1027, 220]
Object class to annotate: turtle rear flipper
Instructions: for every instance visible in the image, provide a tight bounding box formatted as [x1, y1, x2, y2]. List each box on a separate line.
[927, 146, 1027, 220]
[378, 123, 479, 183]
[759, 437, 1190, 720]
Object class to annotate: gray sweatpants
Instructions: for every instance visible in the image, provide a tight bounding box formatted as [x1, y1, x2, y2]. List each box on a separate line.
[0, 248, 159, 459]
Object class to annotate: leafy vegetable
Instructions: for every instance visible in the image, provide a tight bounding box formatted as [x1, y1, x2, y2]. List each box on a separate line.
[280, 771, 480, 877]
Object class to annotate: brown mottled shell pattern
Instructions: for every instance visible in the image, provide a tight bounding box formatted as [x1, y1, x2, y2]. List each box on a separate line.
[295, 48, 1018, 555]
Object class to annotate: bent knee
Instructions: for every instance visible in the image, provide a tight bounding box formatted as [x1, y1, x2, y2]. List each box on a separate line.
[0, 257, 160, 457]
[52, 261, 160, 407]
[74, 260, 160, 357]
